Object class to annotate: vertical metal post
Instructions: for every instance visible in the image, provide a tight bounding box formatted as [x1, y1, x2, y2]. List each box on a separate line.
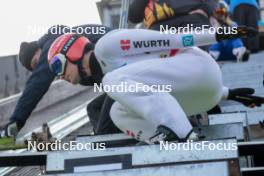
[119, 0, 130, 29]
[4, 75, 10, 98]
[14, 55, 20, 94]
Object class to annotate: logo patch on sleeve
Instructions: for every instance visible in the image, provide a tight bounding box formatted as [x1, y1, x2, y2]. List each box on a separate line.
[120, 40, 131, 51]
[182, 35, 194, 47]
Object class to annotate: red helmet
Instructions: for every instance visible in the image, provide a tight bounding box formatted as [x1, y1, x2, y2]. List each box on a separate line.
[48, 33, 92, 76]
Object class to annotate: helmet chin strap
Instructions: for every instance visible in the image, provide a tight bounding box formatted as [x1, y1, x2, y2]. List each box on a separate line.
[77, 61, 94, 86]
[89, 52, 104, 84]
[77, 61, 86, 77]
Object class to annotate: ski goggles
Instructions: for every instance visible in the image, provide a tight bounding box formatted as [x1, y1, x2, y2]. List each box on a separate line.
[49, 54, 67, 77]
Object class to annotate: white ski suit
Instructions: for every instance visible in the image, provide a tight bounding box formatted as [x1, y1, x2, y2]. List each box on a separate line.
[94, 29, 229, 141]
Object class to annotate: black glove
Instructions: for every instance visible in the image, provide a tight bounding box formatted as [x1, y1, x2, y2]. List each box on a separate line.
[216, 26, 258, 42]
[228, 88, 264, 108]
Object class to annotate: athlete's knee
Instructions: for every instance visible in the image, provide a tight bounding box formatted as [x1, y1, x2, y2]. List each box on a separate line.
[102, 73, 113, 86]
[103, 72, 128, 85]
[102, 72, 130, 98]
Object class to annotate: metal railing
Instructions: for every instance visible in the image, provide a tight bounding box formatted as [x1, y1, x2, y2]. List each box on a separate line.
[0, 99, 93, 175]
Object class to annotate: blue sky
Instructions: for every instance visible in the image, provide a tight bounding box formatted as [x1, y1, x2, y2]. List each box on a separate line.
[0, 0, 101, 56]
